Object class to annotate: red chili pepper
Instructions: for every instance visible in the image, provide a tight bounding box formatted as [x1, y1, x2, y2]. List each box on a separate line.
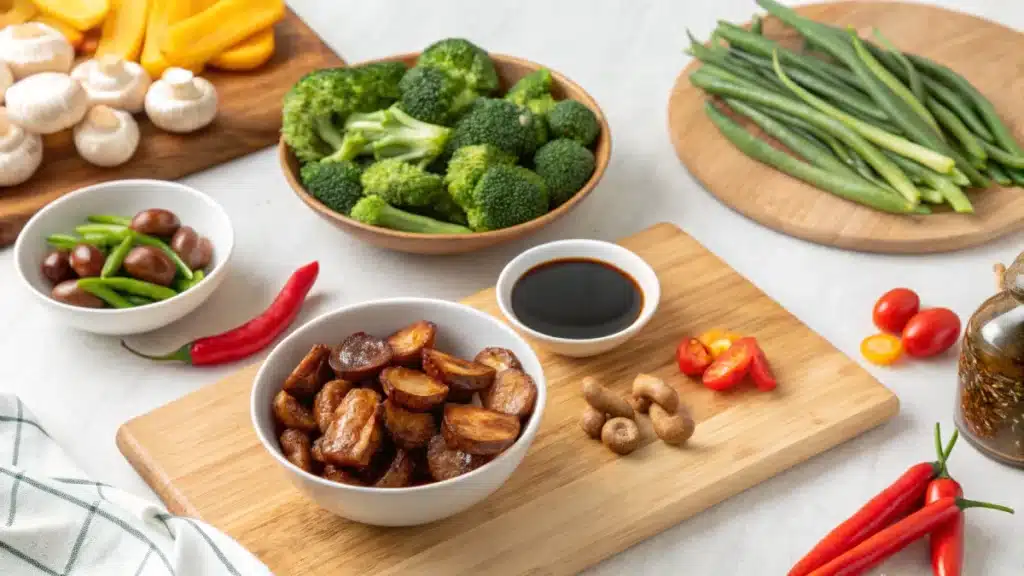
[737, 337, 776, 391]
[676, 337, 713, 376]
[808, 498, 1013, 576]
[788, 424, 950, 576]
[122, 261, 319, 366]
[929, 426, 963, 576]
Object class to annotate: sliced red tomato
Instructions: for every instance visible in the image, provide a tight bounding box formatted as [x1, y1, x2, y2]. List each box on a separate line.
[677, 338, 713, 376]
[860, 333, 903, 365]
[736, 337, 776, 391]
[873, 288, 920, 333]
[702, 342, 753, 391]
[902, 308, 961, 358]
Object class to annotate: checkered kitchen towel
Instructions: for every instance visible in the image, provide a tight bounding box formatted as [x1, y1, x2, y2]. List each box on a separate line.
[0, 395, 274, 576]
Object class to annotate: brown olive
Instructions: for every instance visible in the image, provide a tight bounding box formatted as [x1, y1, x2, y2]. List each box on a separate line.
[130, 208, 180, 238]
[69, 244, 105, 278]
[51, 280, 104, 308]
[123, 246, 176, 286]
[41, 250, 74, 285]
[170, 226, 213, 270]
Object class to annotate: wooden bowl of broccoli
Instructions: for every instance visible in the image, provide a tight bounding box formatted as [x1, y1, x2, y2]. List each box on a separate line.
[279, 39, 610, 255]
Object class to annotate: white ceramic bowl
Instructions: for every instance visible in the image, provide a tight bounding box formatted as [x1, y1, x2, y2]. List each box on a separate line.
[14, 179, 234, 335]
[496, 239, 660, 358]
[250, 297, 547, 527]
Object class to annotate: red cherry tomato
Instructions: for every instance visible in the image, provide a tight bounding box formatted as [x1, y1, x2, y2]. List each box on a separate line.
[676, 338, 712, 376]
[901, 308, 961, 358]
[873, 288, 920, 333]
[702, 342, 754, 391]
[736, 338, 776, 391]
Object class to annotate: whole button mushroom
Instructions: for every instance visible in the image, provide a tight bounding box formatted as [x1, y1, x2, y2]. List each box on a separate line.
[0, 23, 74, 79]
[69, 243, 105, 278]
[123, 246, 177, 286]
[130, 208, 180, 238]
[4, 72, 88, 134]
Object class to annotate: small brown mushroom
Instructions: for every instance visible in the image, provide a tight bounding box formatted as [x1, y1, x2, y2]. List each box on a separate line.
[601, 417, 640, 455]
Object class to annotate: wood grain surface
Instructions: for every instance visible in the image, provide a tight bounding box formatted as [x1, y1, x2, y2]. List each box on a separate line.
[0, 9, 343, 247]
[668, 1, 1024, 254]
[116, 223, 898, 576]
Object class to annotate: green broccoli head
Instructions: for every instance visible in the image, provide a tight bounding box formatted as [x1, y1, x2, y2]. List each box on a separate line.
[417, 38, 499, 94]
[350, 195, 472, 235]
[465, 165, 549, 232]
[533, 138, 596, 208]
[547, 100, 600, 147]
[300, 160, 364, 215]
[447, 99, 540, 161]
[360, 159, 446, 208]
[398, 66, 478, 126]
[331, 105, 451, 167]
[444, 144, 516, 209]
[350, 61, 407, 104]
[506, 68, 552, 107]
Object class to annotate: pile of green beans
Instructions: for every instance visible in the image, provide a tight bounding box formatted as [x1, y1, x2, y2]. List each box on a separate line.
[686, 0, 1024, 214]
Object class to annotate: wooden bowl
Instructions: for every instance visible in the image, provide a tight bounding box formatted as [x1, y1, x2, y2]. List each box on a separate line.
[280, 53, 611, 255]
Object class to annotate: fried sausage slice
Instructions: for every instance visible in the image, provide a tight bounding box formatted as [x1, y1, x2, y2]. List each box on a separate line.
[320, 388, 383, 468]
[481, 369, 538, 420]
[329, 332, 393, 381]
[313, 379, 355, 433]
[322, 465, 365, 485]
[279, 429, 314, 472]
[283, 344, 333, 398]
[422, 348, 496, 392]
[426, 435, 488, 482]
[474, 347, 522, 373]
[380, 366, 449, 411]
[383, 398, 437, 449]
[273, 390, 318, 433]
[387, 321, 437, 365]
[442, 404, 521, 455]
[374, 449, 415, 488]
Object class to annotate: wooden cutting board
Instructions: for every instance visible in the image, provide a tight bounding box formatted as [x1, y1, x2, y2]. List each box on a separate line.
[0, 9, 343, 247]
[668, 1, 1024, 254]
[116, 223, 898, 575]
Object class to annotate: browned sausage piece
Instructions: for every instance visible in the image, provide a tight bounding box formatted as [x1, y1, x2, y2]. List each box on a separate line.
[481, 369, 538, 420]
[380, 366, 449, 411]
[329, 332, 393, 381]
[322, 464, 365, 485]
[313, 379, 355, 433]
[283, 344, 334, 399]
[373, 449, 415, 488]
[383, 399, 437, 449]
[386, 321, 437, 365]
[279, 429, 314, 472]
[320, 388, 383, 468]
[426, 435, 488, 482]
[272, 390, 318, 433]
[473, 347, 522, 373]
[422, 348, 496, 393]
[442, 404, 521, 456]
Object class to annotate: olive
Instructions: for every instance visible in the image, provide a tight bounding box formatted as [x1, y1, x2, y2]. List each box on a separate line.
[123, 246, 177, 286]
[41, 250, 74, 285]
[130, 208, 181, 238]
[51, 280, 104, 308]
[69, 243, 105, 278]
[170, 226, 213, 270]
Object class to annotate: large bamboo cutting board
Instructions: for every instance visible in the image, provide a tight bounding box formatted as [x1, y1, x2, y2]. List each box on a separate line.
[116, 223, 898, 575]
[669, 2, 1024, 254]
[0, 9, 343, 247]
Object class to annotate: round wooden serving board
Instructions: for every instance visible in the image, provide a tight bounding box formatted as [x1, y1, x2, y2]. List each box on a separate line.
[668, 1, 1024, 254]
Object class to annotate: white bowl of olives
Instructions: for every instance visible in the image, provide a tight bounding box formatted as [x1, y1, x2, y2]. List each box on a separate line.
[14, 179, 234, 335]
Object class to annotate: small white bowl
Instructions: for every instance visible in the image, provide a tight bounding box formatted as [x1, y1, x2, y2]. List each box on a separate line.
[14, 179, 234, 336]
[496, 239, 660, 358]
[250, 297, 547, 527]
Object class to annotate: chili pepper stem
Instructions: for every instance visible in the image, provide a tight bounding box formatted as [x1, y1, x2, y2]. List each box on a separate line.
[120, 341, 192, 364]
[957, 498, 1014, 514]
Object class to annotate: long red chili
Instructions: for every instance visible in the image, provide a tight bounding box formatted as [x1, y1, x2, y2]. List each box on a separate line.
[808, 498, 1013, 576]
[788, 424, 949, 576]
[929, 426, 963, 576]
[122, 261, 319, 366]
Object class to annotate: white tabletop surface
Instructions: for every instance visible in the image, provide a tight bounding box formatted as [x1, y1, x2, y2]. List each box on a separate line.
[3, 0, 1023, 573]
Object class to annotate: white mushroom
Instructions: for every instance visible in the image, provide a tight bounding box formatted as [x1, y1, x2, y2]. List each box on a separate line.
[5, 72, 89, 134]
[0, 61, 12, 105]
[0, 23, 74, 80]
[145, 68, 218, 134]
[0, 107, 43, 187]
[74, 105, 140, 167]
[71, 56, 152, 114]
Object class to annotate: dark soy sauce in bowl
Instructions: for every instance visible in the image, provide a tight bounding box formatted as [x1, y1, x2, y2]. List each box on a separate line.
[510, 258, 643, 340]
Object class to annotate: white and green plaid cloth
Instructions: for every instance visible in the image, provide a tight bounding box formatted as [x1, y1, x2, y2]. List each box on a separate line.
[0, 395, 274, 576]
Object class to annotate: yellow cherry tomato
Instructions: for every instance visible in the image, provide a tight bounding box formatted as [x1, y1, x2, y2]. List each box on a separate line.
[699, 329, 742, 359]
[860, 333, 903, 366]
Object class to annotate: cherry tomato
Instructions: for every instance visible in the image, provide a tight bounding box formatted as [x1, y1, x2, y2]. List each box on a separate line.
[873, 288, 920, 333]
[736, 337, 776, 391]
[861, 333, 903, 365]
[677, 338, 713, 376]
[902, 308, 961, 358]
[698, 329, 742, 359]
[702, 342, 753, 391]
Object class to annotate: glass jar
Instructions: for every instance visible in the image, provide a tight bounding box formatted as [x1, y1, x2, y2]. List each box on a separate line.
[956, 257, 1024, 468]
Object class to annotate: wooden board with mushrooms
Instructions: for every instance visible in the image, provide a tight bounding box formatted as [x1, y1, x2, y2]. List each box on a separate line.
[579, 374, 695, 455]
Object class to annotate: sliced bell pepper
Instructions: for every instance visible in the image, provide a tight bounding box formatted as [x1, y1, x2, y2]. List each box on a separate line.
[209, 27, 275, 71]
[736, 337, 776, 391]
[1, 0, 38, 27]
[140, 0, 200, 78]
[677, 337, 713, 376]
[161, 0, 284, 69]
[33, 14, 84, 48]
[30, 0, 108, 31]
[96, 0, 150, 61]
[702, 341, 754, 391]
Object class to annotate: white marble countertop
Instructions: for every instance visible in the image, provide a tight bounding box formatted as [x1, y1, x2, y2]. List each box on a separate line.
[2, 0, 1023, 573]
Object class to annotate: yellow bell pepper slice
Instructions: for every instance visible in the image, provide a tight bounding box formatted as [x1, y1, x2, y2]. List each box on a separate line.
[209, 27, 274, 71]
[1, 0, 38, 27]
[96, 0, 149, 61]
[140, 0, 199, 79]
[161, 0, 283, 68]
[33, 15, 84, 47]
[30, 0, 109, 31]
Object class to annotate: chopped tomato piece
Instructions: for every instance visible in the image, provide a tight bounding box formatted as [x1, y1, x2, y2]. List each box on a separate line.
[699, 329, 742, 359]
[861, 333, 903, 366]
[702, 342, 754, 391]
[677, 338, 713, 376]
[736, 337, 776, 391]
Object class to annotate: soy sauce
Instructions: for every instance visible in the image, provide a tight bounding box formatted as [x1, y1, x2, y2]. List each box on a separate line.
[510, 258, 642, 339]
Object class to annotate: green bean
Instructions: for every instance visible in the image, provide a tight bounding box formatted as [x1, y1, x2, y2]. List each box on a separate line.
[79, 277, 178, 300]
[849, 31, 940, 136]
[871, 30, 926, 103]
[704, 101, 917, 214]
[752, 105, 855, 167]
[919, 76, 993, 143]
[77, 280, 134, 309]
[75, 223, 193, 280]
[687, 38, 785, 94]
[87, 215, 132, 227]
[919, 188, 945, 204]
[75, 223, 131, 239]
[1007, 168, 1024, 187]
[750, 15, 763, 35]
[124, 295, 155, 307]
[928, 99, 986, 164]
[978, 139, 1024, 169]
[882, 151, 973, 213]
[173, 269, 206, 292]
[101, 233, 134, 278]
[986, 163, 1011, 186]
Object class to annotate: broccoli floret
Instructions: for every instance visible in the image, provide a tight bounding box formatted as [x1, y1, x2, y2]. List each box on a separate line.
[417, 38, 499, 95]
[361, 159, 446, 208]
[398, 66, 478, 126]
[447, 99, 540, 161]
[464, 165, 549, 232]
[533, 138, 596, 208]
[444, 144, 516, 209]
[350, 61, 406, 103]
[331, 105, 451, 167]
[300, 160, 364, 215]
[506, 68, 552, 106]
[350, 195, 472, 235]
[547, 100, 600, 147]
